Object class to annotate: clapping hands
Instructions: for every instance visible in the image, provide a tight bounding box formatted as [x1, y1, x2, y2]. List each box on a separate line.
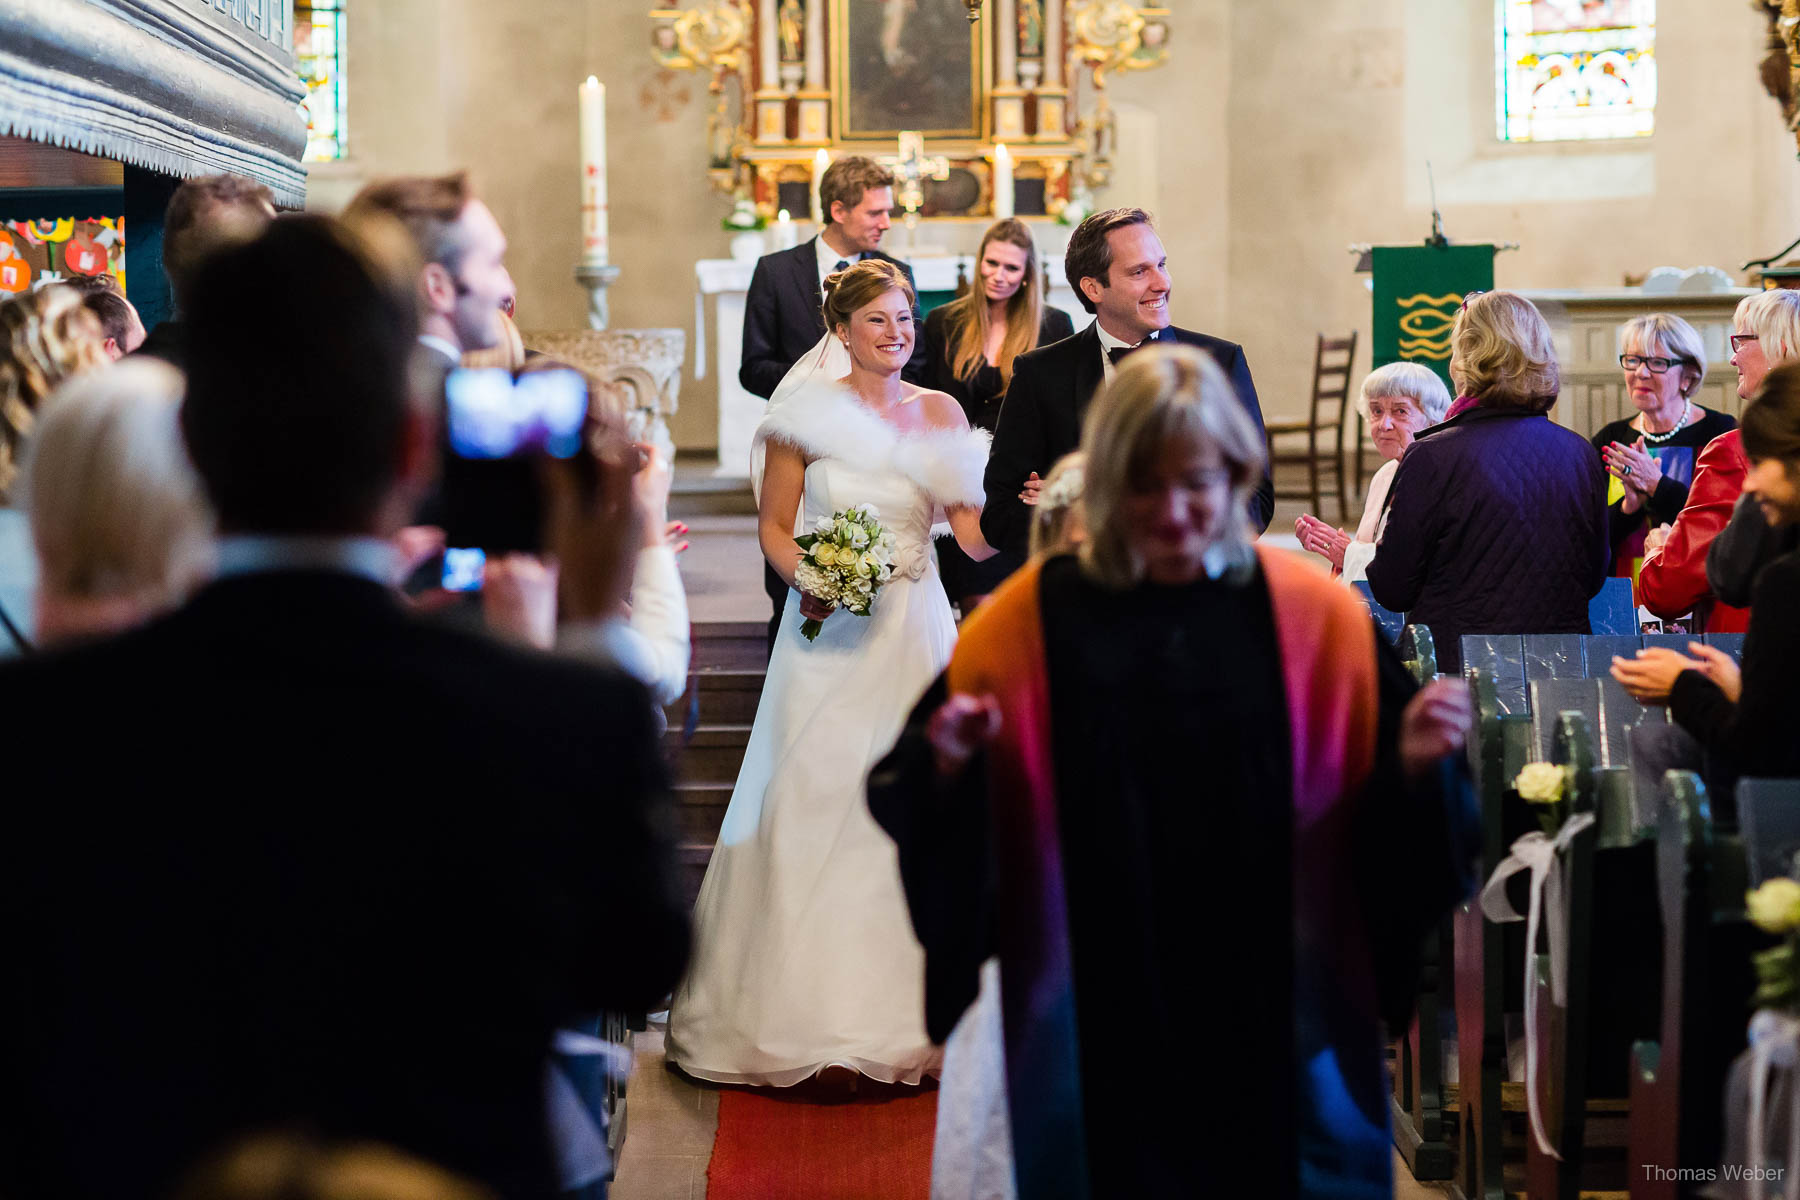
[1399, 678, 1472, 781]
[1602, 437, 1662, 514]
[1295, 513, 1352, 572]
[1610, 642, 1739, 705]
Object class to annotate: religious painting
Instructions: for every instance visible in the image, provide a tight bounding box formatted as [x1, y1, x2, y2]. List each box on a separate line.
[1498, 0, 1655, 143]
[835, 0, 988, 141]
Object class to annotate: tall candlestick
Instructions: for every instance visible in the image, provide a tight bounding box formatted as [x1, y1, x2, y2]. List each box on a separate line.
[993, 144, 1014, 220]
[579, 76, 609, 266]
[811, 148, 830, 225]
[776, 208, 796, 250]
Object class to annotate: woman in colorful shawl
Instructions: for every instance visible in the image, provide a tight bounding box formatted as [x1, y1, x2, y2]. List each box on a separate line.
[869, 345, 1481, 1199]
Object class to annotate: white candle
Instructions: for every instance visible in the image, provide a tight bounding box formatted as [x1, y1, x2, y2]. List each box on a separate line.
[811, 148, 830, 225]
[993, 144, 1014, 220]
[776, 208, 796, 249]
[579, 76, 609, 265]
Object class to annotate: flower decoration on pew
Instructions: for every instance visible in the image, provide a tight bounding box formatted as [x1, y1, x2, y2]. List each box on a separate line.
[1514, 761, 1570, 836]
[1747, 878, 1800, 1010]
[791, 504, 895, 642]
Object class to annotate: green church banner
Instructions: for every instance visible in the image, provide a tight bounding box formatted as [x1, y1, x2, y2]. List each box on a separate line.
[1371, 244, 1496, 396]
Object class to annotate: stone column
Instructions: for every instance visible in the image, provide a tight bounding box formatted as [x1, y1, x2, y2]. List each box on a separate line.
[797, 0, 830, 143]
[1036, 0, 1066, 140]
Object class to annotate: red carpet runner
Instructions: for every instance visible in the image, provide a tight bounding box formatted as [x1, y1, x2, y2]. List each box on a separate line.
[706, 1081, 937, 1199]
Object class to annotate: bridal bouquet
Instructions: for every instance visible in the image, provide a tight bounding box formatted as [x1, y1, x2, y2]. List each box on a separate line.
[792, 504, 896, 641]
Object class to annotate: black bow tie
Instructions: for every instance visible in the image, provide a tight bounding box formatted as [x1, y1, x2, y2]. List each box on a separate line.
[1107, 331, 1161, 366]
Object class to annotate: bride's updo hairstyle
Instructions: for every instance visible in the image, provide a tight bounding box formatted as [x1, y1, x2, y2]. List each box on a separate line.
[821, 259, 916, 335]
[1078, 344, 1265, 590]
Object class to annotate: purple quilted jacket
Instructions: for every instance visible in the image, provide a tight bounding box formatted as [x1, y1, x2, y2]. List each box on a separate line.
[1365, 405, 1609, 674]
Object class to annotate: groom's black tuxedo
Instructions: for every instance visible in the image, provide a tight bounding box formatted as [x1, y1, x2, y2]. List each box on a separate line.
[738, 237, 926, 399]
[981, 321, 1275, 558]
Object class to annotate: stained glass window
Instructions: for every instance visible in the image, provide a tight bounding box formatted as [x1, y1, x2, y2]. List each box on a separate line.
[296, 0, 346, 162]
[1496, 0, 1655, 143]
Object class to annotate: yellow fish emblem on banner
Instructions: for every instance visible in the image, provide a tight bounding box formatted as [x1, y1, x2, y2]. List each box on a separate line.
[1395, 292, 1461, 360]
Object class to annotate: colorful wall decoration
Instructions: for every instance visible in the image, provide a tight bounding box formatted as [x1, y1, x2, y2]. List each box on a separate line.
[0, 216, 127, 295]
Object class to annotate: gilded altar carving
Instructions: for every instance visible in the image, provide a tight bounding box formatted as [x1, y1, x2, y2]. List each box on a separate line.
[1759, 0, 1800, 155]
[647, 0, 1171, 218]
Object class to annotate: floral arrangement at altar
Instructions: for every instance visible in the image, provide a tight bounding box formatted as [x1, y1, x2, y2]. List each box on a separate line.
[721, 194, 767, 232]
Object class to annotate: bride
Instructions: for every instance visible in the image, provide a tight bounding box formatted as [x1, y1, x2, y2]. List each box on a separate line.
[667, 260, 998, 1086]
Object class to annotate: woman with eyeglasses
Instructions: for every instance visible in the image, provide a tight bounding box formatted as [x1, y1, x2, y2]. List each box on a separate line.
[1589, 313, 1735, 587]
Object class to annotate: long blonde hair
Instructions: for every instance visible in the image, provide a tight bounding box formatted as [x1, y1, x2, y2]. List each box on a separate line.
[937, 219, 1045, 390]
[0, 286, 107, 501]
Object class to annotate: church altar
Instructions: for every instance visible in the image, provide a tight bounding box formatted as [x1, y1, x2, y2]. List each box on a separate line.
[695, 245, 1086, 476]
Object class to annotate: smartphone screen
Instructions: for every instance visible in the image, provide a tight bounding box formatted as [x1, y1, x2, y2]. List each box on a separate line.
[446, 368, 587, 460]
[441, 547, 486, 592]
[440, 368, 589, 553]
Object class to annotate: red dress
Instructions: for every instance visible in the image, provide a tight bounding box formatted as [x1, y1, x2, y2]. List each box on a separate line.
[1636, 429, 1751, 633]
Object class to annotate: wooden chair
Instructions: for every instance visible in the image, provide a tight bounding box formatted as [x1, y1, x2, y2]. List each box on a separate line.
[1265, 332, 1359, 523]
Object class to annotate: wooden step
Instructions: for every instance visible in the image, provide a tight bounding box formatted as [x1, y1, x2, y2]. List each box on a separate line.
[670, 460, 756, 518]
[667, 723, 752, 784]
[673, 781, 731, 843]
[687, 669, 765, 725]
[688, 620, 768, 673]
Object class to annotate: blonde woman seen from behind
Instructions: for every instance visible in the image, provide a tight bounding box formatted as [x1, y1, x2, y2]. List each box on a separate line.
[26, 358, 214, 645]
[1027, 451, 1086, 560]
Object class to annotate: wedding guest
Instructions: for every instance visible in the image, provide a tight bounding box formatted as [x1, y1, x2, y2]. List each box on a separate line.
[1590, 313, 1736, 584]
[0, 286, 108, 653]
[460, 308, 528, 372]
[1295, 362, 1450, 582]
[136, 174, 276, 369]
[0, 214, 688, 1200]
[1698, 289, 1800, 616]
[345, 171, 517, 371]
[738, 155, 925, 652]
[24, 359, 213, 645]
[1613, 360, 1800, 789]
[871, 345, 1478, 1199]
[176, 1134, 493, 1200]
[922, 218, 1074, 606]
[1028, 451, 1086, 559]
[1365, 291, 1608, 674]
[63, 273, 146, 359]
[981, 207, 1272, 563]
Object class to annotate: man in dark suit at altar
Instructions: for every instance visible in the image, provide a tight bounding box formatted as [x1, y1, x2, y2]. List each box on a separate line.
[740, 155, 926, 651]
[981, 207, 1275, 559]
[0, 214, 689, 1200]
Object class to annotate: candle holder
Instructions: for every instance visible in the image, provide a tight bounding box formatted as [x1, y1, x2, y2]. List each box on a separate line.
[574, 262, 623, 331]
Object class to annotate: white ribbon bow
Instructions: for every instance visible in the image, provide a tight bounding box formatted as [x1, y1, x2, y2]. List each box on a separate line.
[1745, 1010, 1800, 1200]
[1478, 812, 1597, 1160]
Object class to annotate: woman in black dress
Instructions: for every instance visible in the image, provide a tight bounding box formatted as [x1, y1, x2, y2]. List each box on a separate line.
[1589, 313, 1736, 582]
[921, 219, 1074, 611]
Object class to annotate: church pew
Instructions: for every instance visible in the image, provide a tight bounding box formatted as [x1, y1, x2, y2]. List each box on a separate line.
[1452, 632, 1676, 1199]
[1522, 711, 1657, 1199]
[1455, 665, 1535, 1200]
[1390, 624, 1456, 1181]
[1627, 773, 1757, 1200]
[1738, 778, 1800, 886]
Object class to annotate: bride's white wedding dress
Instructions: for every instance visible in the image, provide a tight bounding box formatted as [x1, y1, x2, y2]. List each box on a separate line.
[666, 375, 989, 1087]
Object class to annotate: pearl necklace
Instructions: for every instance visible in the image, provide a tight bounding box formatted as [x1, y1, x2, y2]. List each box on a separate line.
[1638, 402, 1693, 445]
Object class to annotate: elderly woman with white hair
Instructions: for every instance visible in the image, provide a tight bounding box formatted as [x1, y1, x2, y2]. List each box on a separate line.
[25, 358, 214, 644]
[1590, 312, 1736, 584]
[870, 344, 1478, 1200]
[1296, 362, 1451, 581]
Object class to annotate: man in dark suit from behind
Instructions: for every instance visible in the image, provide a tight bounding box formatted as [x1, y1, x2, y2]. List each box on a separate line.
[134, 173, 277, 371]
[981, 207, 1275, 559]
[0, 215, 689, 1200]
[740, 155, 926, 651]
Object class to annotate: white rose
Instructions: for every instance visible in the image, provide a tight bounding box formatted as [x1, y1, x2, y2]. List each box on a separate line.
[1514, 762, 1566, 806]
[1748, 878, 1800, 934]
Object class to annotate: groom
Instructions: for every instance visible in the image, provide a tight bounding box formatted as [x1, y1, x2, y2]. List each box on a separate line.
[981, 208, 1274, 559]
[740, 155, 925, 651]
